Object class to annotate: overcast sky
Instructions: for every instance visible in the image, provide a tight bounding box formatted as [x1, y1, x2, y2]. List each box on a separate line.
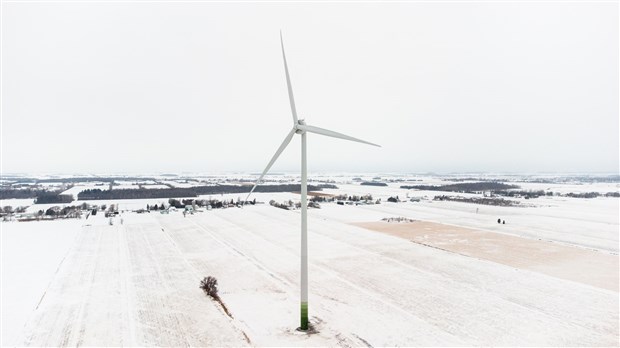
[2, 1, 618, 175]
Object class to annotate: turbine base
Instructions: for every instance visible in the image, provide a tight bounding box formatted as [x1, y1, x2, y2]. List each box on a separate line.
[300, 301, 308, 330]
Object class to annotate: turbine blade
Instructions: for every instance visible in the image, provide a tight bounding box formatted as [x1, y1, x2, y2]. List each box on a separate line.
[297, 124, 381, 147]
[246, 127, 297, 201]
[281, 31, 299, 126]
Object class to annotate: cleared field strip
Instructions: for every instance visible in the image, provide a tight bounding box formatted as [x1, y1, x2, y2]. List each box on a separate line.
[367, 201, 620, 253]
[353, 220, 619, 292]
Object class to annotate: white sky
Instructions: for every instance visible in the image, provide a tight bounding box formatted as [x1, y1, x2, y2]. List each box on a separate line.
[1, 1, 618, 174]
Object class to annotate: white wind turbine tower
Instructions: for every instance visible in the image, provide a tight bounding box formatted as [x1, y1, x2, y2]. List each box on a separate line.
[247, 33, 380, 331]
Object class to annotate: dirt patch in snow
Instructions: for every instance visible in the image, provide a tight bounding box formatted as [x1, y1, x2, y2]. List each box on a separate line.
[352, 221, 619, 292]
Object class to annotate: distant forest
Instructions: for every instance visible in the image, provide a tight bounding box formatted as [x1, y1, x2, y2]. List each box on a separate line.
[401, 182, 619, 199]
[78, 184, 337, 200]
[525, 175, 620, 184]
[361, 182, 388, 187]
[401, 182, 518, 192]
[6, 176, 160, 184]
[0, 189, 74, 204]
[35, 193, 74, 204]
[0, 189, 41, 199]
[434, 195, 522, 207]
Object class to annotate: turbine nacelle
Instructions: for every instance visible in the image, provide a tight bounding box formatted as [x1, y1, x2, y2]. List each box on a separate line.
[295, 119, 306, 134]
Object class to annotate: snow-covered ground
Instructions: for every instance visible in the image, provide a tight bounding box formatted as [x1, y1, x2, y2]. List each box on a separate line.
[321, 183, 619, 253]
[2, 196, 618, 346]
[1, 219, 81, 344]
[60, 183, 107, 200]
[0, 198, 35, 209]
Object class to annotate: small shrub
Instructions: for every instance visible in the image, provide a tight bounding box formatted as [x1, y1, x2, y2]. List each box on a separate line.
[200, 276, 233, 318]
[200, 276, 219, 298]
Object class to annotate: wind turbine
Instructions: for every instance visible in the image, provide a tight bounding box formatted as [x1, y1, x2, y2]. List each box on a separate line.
[247, 33, 380, 331]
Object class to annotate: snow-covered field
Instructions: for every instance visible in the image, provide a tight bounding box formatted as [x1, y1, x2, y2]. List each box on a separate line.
[60, 183, 107, 199]
[322, 183, 619, 253]
[2, 186, 618, 346]
[1, 220, 81, 344]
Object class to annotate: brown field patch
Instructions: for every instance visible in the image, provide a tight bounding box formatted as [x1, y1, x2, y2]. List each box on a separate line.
[352, 220, 619, 292]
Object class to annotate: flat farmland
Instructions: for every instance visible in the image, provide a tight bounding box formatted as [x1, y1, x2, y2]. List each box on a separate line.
[3, 201, 618, 346]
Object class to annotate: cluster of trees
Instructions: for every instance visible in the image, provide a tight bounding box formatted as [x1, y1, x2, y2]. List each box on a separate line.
[35, 192, 74, 204]
[361, 182, 388, 187]
[494, 190, 550, 199]
[326, 193, 379, 205]
[269, 198, 331, 210]
[310, 195, 332, 203]
[0, 187, 74, 204]
[15, 205, 85, 220]
[79, 188, 192, 200]
[269, 199, 300, 210]
[2, 206, 27, 214]
[1, 206, 28, 220]
[387, 196, 400, 203]
[43, 205, 83, 218]
[565, 192, 609, 199]
[7, 203, 111, 222]
[146, 203, 167, 210]
[0, 188, 41, 199]
[168, 198, 198, 209]
[433, 195, 521, 207]
[142, 197, 255, 212]
[333, 194, 374, 202]
[78, 184, 330, 200]
[167, 197, 256, 209]
[0, 188, 74, 204]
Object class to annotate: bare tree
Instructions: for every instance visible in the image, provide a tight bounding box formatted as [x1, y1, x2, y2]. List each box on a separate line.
[200, 276, 232, 318]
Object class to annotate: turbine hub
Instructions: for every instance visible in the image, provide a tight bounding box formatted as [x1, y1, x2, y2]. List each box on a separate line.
[295, 119, 306, 134]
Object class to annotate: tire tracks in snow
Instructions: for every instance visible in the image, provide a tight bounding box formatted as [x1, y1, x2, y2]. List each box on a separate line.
[225, 207, 614, 344]
[178, 216, 380, 346]
[188, 212, 464, 346]
[155, 218, 253, 345]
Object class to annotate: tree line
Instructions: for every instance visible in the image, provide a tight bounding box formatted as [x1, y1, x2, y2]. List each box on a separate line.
[8, 176, 160, 184]
[0, 189, 41, 199]
[434, 195, 521, 207]
[401, 182, 619, 200]
[401, 182, 519, 192]
[78, 184, 336, 200]
[35, 192, 74, 204]
[361, 182, 388, 187]
[0, 189, 74, 204]
[0, 188, 74, 204]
